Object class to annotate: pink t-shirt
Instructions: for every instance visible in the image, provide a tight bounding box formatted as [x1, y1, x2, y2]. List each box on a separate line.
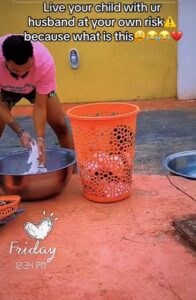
[0, 35, 56, 95]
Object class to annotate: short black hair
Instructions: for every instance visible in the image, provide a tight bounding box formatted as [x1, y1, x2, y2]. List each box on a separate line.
[2, 35, 33, 65]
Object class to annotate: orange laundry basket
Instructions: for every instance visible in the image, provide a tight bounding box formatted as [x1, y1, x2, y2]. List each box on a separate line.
[67, 102, 139, 203]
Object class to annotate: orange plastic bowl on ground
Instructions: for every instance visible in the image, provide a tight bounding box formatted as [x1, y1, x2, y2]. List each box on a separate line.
[0, 195, 21, 220]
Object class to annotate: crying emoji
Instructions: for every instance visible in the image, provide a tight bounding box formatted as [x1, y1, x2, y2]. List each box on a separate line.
[146, 31, 158, 41]
[159, 30, 170, 41]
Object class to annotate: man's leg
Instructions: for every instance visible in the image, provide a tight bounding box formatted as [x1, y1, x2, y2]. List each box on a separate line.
[0, 117, 6, 137]
[0, 90, 22, 137]
[46, 94, 74, 150]
[27, 91, 76, 171]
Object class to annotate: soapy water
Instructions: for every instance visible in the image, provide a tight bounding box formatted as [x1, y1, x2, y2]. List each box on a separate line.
[23, 140, 47, 175]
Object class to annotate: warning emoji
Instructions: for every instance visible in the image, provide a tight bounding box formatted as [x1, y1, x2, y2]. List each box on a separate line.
[165, 16, 176, 28]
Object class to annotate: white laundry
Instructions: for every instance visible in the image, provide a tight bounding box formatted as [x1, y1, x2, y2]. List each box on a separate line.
[23, 140, 47, 175]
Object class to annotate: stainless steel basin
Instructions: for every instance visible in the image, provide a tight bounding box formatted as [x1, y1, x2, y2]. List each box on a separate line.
[164, 150, 196, 179]
[0, 148, 76, 201]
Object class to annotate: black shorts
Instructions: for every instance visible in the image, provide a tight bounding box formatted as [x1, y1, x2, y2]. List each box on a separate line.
[0, 89, 56, 109]
[0, 89, 36, 109]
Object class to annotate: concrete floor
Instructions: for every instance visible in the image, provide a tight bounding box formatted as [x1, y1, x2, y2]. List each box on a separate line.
[135, 108, 196, 174]
[1, 107, 196, 175]
[0, 175, 196, 300]
[0, 99, 196, 300]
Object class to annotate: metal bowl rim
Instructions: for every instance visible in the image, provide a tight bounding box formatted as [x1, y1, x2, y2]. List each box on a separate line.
[0, 148, 77, 176]
[164, 150, 196, 179]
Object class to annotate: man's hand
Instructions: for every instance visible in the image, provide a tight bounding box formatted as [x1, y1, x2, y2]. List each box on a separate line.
[19, 131, 32, 148]
[37, 139, 46, 164]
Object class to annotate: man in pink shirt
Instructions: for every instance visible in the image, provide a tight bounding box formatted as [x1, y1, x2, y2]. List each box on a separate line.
[0, 34, 74, 163]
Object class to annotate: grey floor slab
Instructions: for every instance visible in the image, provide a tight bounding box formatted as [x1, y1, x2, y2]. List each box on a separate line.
[135, 109, 196, 174]
[0, 108, 195, 175]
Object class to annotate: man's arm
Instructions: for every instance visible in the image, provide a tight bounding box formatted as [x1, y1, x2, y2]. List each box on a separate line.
[0, 99, 32, 147]
[0, 98, 33, 146]
[0, 99, 22, 134]
[33, 93, 47, 163]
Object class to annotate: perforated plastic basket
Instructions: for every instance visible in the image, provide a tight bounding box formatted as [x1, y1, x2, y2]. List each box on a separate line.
[67, 102, 139, 202]
[0, 195, 21, 220]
